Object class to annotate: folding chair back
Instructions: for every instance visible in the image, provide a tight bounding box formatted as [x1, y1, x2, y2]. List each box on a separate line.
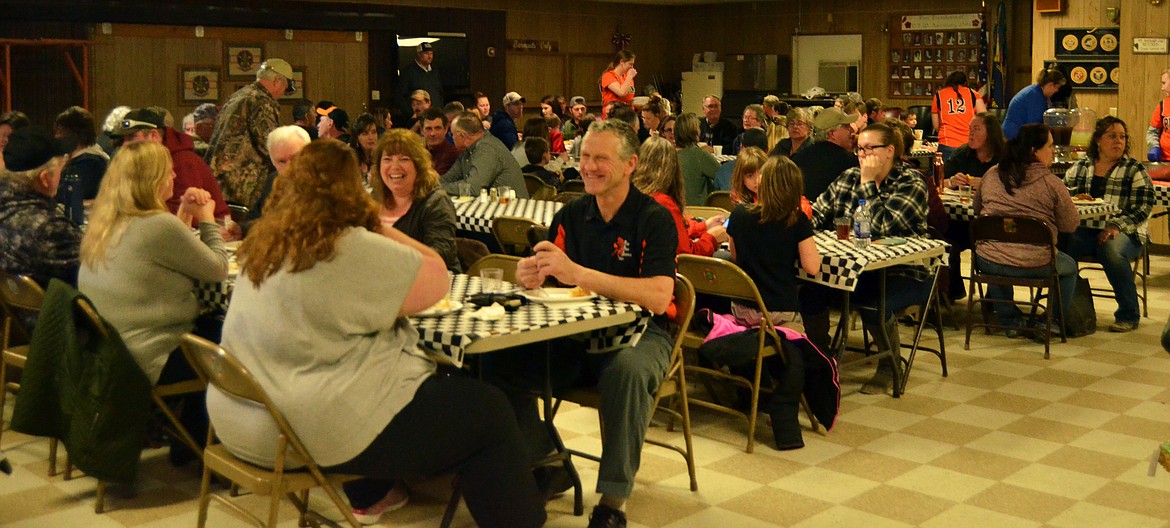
[0, 273, 51, 471]
[676, 254, 818, 453]
[967, 215, 1065, 358]
[491, 216, 542, 256]
[180, 334, 361, 528]
[523, 173, 557, 200]
[705, 191, 735, 212]
[466, 254, 523, 284]
[553, 191, 585, 203]
[683, 206, 730, 221]
[561, 179, 585, 193]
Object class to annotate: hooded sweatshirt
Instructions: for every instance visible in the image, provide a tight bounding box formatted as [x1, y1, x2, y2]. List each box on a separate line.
[162, 126, 230, 221]
[973, 161, 1078, 268]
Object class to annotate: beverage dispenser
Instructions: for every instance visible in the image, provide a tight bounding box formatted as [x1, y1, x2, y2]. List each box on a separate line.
[1069, 107, 1098, 158]
[1043, 108, 1075, 163]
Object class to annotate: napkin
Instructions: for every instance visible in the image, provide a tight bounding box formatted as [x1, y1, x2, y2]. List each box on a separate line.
[469, 303, 506, 321]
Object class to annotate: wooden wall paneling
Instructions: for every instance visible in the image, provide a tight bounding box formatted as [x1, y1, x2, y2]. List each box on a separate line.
[568, 54, 612, 105]
[1118, 0, 1169, 246]
[1031, 1, 1119, 118]
[504, 52, 565, 108]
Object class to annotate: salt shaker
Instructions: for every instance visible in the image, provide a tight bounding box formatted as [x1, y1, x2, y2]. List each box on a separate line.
[478, 188, 489, 203]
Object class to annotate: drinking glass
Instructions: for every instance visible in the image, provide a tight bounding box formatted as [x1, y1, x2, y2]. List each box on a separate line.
[959, 184, 972, 204]
[458, 182, 472, 197]
[480, 268, 504, 294]
[834, 217, 851, 241]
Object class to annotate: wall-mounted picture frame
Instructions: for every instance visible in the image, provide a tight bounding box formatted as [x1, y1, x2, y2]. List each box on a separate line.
[180, 66, 221, 104]
[278, 67, 306, 103]
[225, 43, 264, 79]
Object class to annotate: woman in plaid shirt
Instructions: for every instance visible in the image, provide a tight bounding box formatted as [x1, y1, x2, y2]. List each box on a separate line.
[1062, 116, 1154, 332]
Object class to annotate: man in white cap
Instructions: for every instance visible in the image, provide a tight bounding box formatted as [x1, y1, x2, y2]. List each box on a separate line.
[490, 91, 524, 149]
[205, 58, 296, 209]
[394, 41, 444, 121]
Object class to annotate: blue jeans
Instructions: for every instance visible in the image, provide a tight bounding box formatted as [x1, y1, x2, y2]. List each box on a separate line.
[975, 253, 1077, 326]
[1065, 228, 1143, 323]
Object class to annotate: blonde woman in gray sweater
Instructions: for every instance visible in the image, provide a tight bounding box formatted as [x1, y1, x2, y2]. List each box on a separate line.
[973, 123, 1078, 334]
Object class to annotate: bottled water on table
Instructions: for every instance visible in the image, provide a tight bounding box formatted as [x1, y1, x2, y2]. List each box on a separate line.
[852, 199, 871, 249]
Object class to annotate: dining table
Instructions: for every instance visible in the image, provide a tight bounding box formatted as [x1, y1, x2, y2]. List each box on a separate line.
[452, 197, 562, 234]
[939, 192, 1119, 227]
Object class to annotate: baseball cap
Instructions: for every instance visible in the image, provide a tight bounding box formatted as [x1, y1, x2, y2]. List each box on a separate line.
[417, 42, 434, 53]
[762, 94, 781, 107]
[569, 96, 587, 108]
[813, 107, 857, 131]
[502, 92, 525, 106]
[259, 59, 296, 95]
[319, 107, 349, 131]
[114, 107, 164, 137]
[3, 127, 75, 172]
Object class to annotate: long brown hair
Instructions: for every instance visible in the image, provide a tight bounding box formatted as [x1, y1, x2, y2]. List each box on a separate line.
[748, 156, 803, 227]
[731, 147, 768, 205]
[632, 136, 686, 209]
[238, 139, 380, 285]
[598, 49, 635, 93]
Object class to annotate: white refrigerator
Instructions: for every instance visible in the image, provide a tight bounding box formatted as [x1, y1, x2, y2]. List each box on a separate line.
[681, 71, 723, 115]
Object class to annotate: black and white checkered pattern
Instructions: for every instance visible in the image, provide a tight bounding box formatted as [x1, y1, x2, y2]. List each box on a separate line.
[411, 275, 648, 367]
[1149, 183, 1170, 208]
[801, 231, 948, 291]
[941, 196, 1119, 225]
[454, 198, 563, 234]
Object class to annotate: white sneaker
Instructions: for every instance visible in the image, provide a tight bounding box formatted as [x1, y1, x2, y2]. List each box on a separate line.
[351, 484, 410, 525]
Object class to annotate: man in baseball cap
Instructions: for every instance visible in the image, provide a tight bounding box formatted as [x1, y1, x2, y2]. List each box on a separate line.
[394, 40, 443, 121]
[205, 57, 288, 208]
[114, 107, 164, 140]
[258, 58, 297, 96]
[563, 96, 589, 141]
[317, 105, 350, 142]
[489, 91, 525, 149]
[0, 126, 82, 287]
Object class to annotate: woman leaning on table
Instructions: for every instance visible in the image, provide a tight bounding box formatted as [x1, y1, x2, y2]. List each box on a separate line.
[1062, 116, 1154, 333]
[973, 124, 1078, 334]
[78, 141, 228, 464]
[207, 139, 545, 527]
[370, 129, 461, 273]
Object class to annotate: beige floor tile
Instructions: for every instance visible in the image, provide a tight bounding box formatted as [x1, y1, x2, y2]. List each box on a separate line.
[0, 485, 79, 525]
[1029, 401, 1120, 428]
[818, 421, 895, 448]
[1023, 368, 1102, 389]
[928, 447, 1032, 481]
[756, 434, 851, 466]
[918, 503, 1042, 528]
[1099, 414, 1170, 443]
[623, 485, 710, 528]
[905, 379, 988, 402]
[964, 483, 1076, 523]
[1002, 463, 1110, 500]
[660, 507, 785, 528]
[790, 505, 914, 528]
[1111, 365, 1170, 386]
[1124, 400, 1170, 423]
[962, 358, 1044, 379]
[769, 466, 881, 503]
[703, 451, 806, 485]
[1085, 480, 1170, 520]
[838, 404, 928, 432]
[719, 487, 834, 526]
[1038, 445, 1140, 480]
[859, 432, 958, 464]
[944, 369, 1018, 391]
[1070, 429, 1162, 460]
[1045, 501, 1165, 528]
[933, 403, 1023, 430]
[998, 416, 1093, 444]
[1048, 357, 1125, 378]
[654, 467, 760, 505]
[1058, 388, 1143, 414]
[885, 464, 996, 502]
[898, 417, 992, 446]
[966, 391, 1052, 415]
[843, 484, 955, 526]
[1085, 376, 1165, 401]
[816, 449, 921, 483]
[965, 431, 1065, 462]
[994, 378, 1080, 401]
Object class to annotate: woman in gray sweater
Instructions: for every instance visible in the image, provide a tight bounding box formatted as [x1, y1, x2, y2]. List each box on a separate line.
[79, 141, 228, 383]
[973, 123, 1078, 332]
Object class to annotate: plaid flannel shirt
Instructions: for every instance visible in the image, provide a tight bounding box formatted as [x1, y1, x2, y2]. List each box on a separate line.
[811, 161, 931, 281]
[1062, 156, 1153, 243]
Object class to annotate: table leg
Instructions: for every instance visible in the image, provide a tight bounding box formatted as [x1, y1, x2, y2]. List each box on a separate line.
[540, 347, 585, 516]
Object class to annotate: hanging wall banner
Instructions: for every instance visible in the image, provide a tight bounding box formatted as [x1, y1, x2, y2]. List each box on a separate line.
[901, 13, 983, 31]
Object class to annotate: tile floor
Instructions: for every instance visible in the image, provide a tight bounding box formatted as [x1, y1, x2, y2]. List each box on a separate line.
[4, 254, 1170, 527]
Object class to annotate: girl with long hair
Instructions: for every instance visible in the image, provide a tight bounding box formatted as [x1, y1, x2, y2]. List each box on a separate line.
[632, 136, 726, 256]
[210, 139, 545, 527]
[730, 146, 768, 204]
[974, 123, 1078, 334]
[599, 49, 637, 118]
[349, 113, 380, 176]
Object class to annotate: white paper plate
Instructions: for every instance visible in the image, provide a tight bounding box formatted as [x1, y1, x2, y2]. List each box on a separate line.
[519, 288, 598, 303]
[451, 196, 474, 203]
[414, 300, 464, 317]
[1072, 197, 1105, 204]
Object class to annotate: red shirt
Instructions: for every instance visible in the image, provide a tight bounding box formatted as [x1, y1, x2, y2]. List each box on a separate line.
[1150, 96, 1170, 161]
[601, 69, 634, 118]
[649, 192, 717, 257]
[931, 86, 980, 148]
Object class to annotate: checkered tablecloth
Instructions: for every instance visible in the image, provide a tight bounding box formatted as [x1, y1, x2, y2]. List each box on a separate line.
[411, 275, 649, 367]
[196, 257, 237, 313]
[1150, 182, 1170, 208]
[800, 231, 948, 292]
[454, 198, 563, 234]
[941, 195, 1118, 226]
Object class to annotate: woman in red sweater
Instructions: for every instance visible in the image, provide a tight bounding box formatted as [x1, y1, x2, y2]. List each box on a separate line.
[633, 136, 727, 256]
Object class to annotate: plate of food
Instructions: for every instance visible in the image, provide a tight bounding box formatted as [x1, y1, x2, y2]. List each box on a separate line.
[519, 286, 597, 303]
[414, 298, 464, 317]
[451, 195, 474, 204]
[1071, 193, 1105, 204]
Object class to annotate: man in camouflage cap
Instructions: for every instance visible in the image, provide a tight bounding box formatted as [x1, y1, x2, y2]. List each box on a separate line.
[0, 127, 81, 288]
[205, 58, 296, 209]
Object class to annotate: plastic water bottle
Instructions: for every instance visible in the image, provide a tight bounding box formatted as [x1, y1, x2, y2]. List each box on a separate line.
[853, 199, 871, 249]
